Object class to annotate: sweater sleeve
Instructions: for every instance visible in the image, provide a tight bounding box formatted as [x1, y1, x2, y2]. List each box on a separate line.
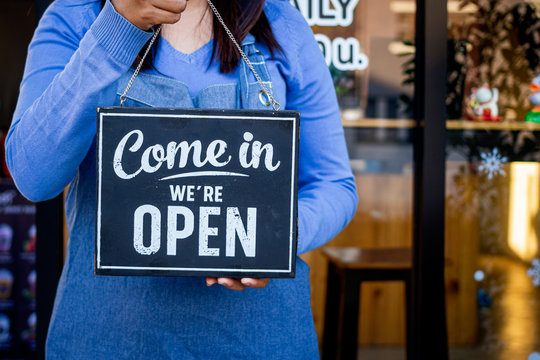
[6, 0, 153, 202]
[275, 2, 358, 254]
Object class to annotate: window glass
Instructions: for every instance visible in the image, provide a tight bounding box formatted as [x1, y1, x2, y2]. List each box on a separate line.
[446, 1, 540, 359]
[297, 1, 416, 355]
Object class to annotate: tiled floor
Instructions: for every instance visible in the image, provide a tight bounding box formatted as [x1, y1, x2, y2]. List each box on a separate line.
[356, 347, 404, 360]
[355, 255, 540, 360]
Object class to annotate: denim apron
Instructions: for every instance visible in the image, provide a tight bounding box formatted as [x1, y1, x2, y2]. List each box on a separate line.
[46, 34, 319, 359]
[116, 34, 277, 110]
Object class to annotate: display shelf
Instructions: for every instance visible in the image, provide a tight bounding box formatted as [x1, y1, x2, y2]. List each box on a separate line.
[446, 120, 540, 130]
[341, 118, 416, 128]
[341, 117, 540, 131]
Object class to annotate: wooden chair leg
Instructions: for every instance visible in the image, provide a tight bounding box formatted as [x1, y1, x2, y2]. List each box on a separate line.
[322, 262, 342, 360]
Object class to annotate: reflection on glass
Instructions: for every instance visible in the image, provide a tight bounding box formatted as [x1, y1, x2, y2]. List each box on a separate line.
[300, 1, 416, 357]
[445, 0, 540, 358]
[300, 0, 540, 358]
[508, 163, 539, 262]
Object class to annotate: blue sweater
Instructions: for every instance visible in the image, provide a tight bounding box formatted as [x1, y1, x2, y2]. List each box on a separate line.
[6, 0, 357, 357]
[7, 0, 357, 255]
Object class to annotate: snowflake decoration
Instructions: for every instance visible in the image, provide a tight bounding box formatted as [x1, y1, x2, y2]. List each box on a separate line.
[478, 148, 508, 180]
[528, 259, 540, 287]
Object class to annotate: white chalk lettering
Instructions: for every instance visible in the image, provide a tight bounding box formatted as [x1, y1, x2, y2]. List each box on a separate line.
[215, 186, 223, 202]
[130, 205, 259, 258]
[206, 140, 231, 167]
[165, 140, 204, 168]
[169, 185, 196, 202]
[226, 207, 257, 257]
[170, 185, 185, 201]
[203, 186, 214, 202]
[113, 130, 144, 179]
[202, 186, 223, 202]
[186, 186, 195, 201]
[133, 204, 161, 255]
[199, 207, 220, 256]
[167, 206, 194, 256]
[141, 144, 165, 173]
[113, 131, 280, 180]
[239, 132, 280, 171]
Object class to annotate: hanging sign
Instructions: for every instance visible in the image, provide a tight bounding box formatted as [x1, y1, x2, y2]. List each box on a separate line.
[95, 107, 299, 278]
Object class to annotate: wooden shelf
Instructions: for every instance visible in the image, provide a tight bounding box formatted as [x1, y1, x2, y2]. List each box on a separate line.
[446, 120, 540, 130]
[341, 118, 540, 131]
[342, 118, 416, 128]
[322, 247, 412, 270]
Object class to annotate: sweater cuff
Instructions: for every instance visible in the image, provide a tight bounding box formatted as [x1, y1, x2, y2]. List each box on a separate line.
[89, 0, 153, 65]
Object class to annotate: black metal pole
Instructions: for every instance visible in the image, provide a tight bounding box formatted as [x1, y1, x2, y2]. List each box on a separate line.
[35, 0, 53, 20]
[36, 197, 64, 359]
[412, 0, 449, 359]
[34, 1, 61, 359]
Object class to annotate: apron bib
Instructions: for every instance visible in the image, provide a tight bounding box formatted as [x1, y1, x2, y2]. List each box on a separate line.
[113, 34, 277, 110]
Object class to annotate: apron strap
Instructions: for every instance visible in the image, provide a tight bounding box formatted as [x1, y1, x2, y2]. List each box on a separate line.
[239, 36, 274, 110]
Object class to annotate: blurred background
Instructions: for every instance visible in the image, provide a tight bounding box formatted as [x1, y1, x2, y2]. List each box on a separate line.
[300, 1, 540, 360]
[1, 0, 540, 359]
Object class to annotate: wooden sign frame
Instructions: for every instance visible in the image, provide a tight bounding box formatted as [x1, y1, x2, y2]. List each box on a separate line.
[95, 107, 299, 278]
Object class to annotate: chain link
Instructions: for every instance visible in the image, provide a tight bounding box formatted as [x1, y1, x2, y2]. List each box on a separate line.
[206, 0, 281, 111]
[120, 26, 162, 107]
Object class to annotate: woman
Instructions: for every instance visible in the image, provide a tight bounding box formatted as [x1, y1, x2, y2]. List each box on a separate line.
[6, 0, 358, 358]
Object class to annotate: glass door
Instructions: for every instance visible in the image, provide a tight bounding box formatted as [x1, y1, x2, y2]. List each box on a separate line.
[446, 1, 540, 359]
[298, 0, 420, 358]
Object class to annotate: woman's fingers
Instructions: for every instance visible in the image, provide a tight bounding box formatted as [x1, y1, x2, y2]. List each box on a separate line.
[217, 278, 246, 291]
[112, 0, 188, 30]
[147, 7, 183, 25]
[151, 0, 188, 15]
[241, 278, 270, 289]
[206, 277, 271, 290]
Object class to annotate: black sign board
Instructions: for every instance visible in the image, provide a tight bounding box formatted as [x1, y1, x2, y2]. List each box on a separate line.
[95, 107, 299, 278]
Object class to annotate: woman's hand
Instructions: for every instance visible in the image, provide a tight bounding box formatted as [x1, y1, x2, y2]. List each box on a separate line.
[206, 277, 270, 291]
[111, 0, 188, 30]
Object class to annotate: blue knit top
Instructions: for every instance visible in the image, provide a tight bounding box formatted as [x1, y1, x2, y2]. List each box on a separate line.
[6, 1, 358, 358]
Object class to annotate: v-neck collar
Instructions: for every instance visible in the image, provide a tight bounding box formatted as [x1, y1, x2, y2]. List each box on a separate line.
[155, 36, 215, 66]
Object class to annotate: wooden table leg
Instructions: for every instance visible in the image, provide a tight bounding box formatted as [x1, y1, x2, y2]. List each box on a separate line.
[405, 277, 412, 360]
[322, 262, 342, 360]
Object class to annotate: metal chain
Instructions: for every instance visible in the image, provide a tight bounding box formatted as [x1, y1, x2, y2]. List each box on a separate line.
[206, 0, 281, 111]
[120, 3, 280, 111]
[120, 26, 162, 107]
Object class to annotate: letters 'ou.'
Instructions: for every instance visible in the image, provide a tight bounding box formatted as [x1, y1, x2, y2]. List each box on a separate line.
[289, 0, 369, 71]
[95, 107, 300, 278]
